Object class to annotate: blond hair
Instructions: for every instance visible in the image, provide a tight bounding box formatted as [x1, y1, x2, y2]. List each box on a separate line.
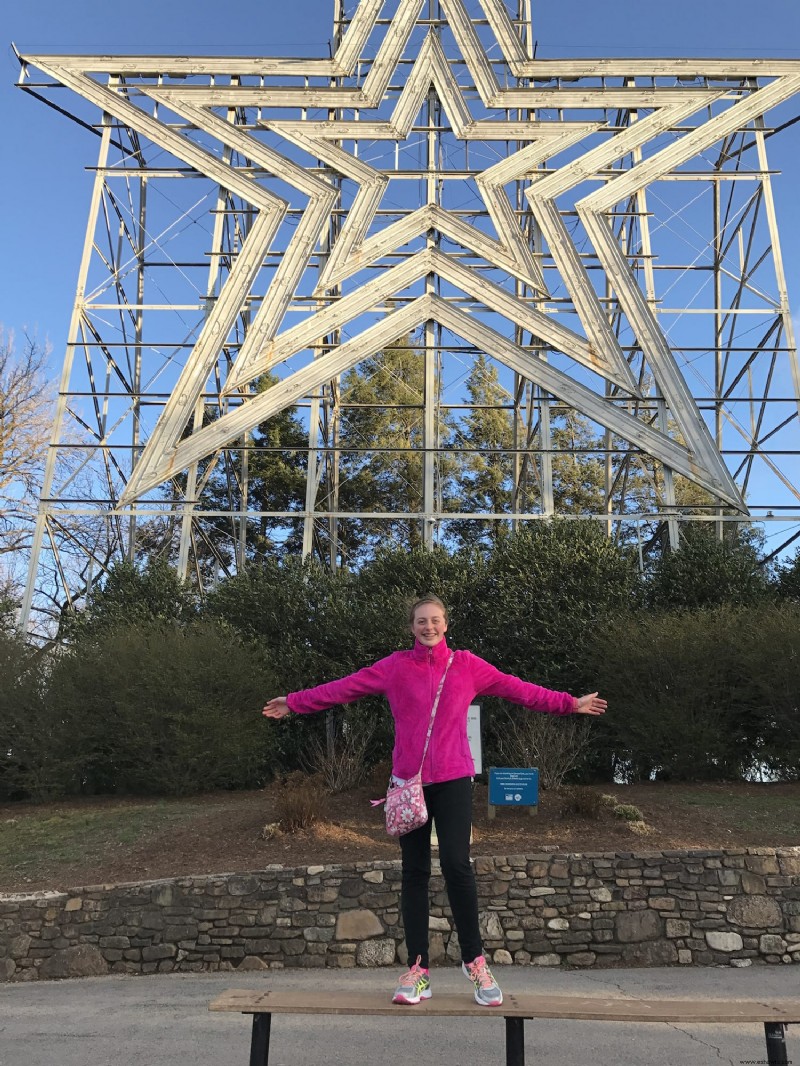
[408, 595, 448, 625]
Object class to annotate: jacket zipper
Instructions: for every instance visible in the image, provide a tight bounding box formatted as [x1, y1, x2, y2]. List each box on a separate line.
[427, 647, 435, 779]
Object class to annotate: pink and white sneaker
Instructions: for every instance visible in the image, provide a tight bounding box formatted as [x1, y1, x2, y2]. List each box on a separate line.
[462, 954, 503, 1006]
[392, 956, 432, 1005]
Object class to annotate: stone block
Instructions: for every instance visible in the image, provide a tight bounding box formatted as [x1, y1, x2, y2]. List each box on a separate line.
[547, 918, 569, 931]
[718, 869, 740, 887]
[565, 952, 596, 966]
[151, 885, 174, 906]
[531, 953, 561, 966]
[615, 909, 661, 943]
[8, 934, 31, 959]
[335, 910, 383, 941]
[328, 954, 356, 968]
[648, 897, 676, 911]
[307, 887, 339, 904]
[356, 938, 397, 967]
[706, 931, 743, 952]
[303, 927, 335, 943]
[778, 856, 800, 876]
[760, 934, 786, 954]
[665, 919, 690, 938]
[589, 888, 612, 902]
[39, 945, 108, 978]
[227, 877, 260, 897]
[621, 940, 678, 966]
[727, 896, 783, 928]
[479, 913, 504, 940]
[142, 944, 176, 962]
[741, 872, 767, 895]
[238, 956, 269, 971]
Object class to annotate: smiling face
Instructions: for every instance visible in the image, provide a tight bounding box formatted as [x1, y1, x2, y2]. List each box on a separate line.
[411, 602, 449, 647]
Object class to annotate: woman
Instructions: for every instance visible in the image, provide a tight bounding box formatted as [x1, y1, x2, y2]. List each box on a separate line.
[263, 594, 606, 1007]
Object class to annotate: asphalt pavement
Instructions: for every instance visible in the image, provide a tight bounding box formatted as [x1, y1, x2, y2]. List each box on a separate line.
[1, 963, 798, 1066]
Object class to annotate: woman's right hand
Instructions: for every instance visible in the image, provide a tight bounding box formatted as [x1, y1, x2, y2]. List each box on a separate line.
[262, 697, 291, 719]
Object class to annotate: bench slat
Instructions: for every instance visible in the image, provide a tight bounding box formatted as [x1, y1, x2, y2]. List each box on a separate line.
[209, 989, 800, 1024]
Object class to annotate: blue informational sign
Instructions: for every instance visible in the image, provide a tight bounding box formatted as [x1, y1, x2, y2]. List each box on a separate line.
[488, 768, 539, 807]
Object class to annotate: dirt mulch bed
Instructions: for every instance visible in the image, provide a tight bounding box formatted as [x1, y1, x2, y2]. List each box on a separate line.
[2, 781, 799, 895]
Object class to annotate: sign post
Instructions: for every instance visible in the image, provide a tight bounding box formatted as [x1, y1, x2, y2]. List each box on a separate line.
[466, 704, 482, 774]
[487, 767, 539, 819]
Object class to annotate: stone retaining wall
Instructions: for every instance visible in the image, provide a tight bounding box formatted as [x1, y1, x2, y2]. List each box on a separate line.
[2, 847, 799, 981]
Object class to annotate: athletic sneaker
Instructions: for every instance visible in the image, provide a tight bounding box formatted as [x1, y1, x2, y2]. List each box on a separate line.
[392, 956, 431, 1005]
[462, 954, 503, 1006]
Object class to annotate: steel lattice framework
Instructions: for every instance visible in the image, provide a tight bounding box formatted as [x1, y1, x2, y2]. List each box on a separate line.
[16, 0, 800, 625]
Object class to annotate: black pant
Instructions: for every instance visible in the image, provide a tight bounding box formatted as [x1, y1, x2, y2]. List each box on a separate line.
[399, 776, 481, 969]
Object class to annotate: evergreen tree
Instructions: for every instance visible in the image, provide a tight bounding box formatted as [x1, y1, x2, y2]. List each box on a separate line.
[550, 408, 606, 514]
[203, 372, 309, 561]
[328, 335, 454, 565]
[136, 373, 308, 579]
[450, 353, 514, 548]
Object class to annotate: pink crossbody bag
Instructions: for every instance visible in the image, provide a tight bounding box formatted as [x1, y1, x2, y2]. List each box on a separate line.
[371, 652, 454, 838]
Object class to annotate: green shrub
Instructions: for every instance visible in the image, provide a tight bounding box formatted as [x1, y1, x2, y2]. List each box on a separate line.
[0, 631, 77, 801]
[564, 786, 605, 820]
[47, 619, 280, 797]
[465, 521, 639, 691]
[64, 558, 197, 638]
[587, 603, 800, 783]
[613, 803, 644, 822]
[646, 525, 772, 611]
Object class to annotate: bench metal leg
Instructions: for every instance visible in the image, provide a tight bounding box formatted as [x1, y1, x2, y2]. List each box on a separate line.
[505, 1017, 525, 1066]
[249, 1012, 272, 1066]
[764, 1022, 789, 1066]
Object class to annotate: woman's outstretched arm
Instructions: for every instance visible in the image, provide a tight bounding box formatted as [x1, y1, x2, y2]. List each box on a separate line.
[467, 651, 606, 716]
[262, 656, 394, 720]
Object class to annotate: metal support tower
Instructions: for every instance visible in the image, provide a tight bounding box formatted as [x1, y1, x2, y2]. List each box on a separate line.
[16, 0, 800, 632]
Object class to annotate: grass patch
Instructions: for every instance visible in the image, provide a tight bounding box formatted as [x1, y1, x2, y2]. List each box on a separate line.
[0, 801, 203, 880]
[668, 787, 800, 834]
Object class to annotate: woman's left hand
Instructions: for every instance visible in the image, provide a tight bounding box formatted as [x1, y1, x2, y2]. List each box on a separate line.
[574, 692, 607, 716]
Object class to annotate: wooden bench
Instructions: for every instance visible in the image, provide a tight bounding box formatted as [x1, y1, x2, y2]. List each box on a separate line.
[210, 987, 800, 1066]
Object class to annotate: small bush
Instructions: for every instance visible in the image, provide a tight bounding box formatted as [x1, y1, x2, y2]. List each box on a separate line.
[305, 712, 376, 794]
[494, 709, 594, 791]
[564, 787, 605, 820]
[613, 803, 644, 822]
[276, 772, 325, 832]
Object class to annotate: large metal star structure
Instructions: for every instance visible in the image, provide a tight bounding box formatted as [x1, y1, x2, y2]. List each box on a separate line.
[18, 0, 800, 584]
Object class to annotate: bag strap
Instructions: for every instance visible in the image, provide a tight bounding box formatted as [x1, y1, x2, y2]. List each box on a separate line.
[417, 651, 455, 775]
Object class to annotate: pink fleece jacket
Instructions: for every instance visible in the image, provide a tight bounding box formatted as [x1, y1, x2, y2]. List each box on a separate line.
[286, 637, 578, 785]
